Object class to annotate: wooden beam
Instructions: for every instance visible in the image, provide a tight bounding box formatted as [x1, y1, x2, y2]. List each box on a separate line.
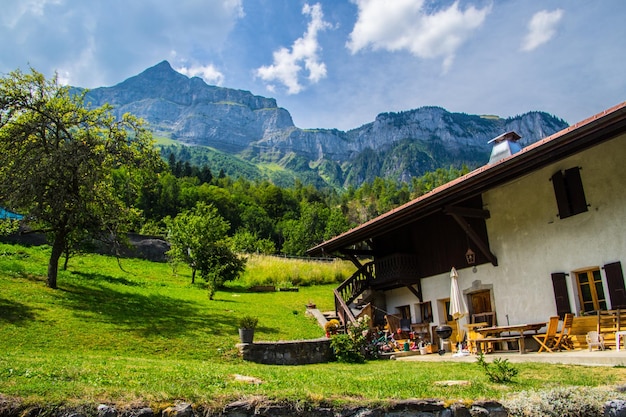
[343, 253, 363, 270]
[449, 213, 498, 266]
[444, 205, 491, 219]
[339, 248, 376, 256]
[405, 283, 422, 302]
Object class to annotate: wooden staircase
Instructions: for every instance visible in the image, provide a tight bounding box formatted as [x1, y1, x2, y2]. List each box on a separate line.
[333, 261, 375, 327]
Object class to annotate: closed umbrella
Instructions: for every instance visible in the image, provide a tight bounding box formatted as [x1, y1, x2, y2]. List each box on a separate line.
[449, 267, 469, 347]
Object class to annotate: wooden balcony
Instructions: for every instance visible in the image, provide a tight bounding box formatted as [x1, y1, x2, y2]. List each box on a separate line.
[371, 254, 420, 289]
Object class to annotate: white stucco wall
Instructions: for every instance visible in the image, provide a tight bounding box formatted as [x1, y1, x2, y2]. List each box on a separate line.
[385, 133, 626, 326]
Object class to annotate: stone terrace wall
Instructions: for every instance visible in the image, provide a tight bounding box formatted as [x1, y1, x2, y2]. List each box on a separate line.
[237, 338, 332, 365]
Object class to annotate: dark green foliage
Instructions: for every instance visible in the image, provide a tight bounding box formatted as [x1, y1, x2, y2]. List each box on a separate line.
[331, 334, 365, 363]
[0, 68, 162, 288]
[330, 315, 371, 363]
[165, 202, 245, 299]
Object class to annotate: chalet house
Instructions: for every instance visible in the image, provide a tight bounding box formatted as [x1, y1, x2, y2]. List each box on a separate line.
[307, 102, 626, 344]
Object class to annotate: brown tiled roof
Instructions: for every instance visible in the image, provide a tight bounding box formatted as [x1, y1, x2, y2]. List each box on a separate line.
[307, 101, 626, 256]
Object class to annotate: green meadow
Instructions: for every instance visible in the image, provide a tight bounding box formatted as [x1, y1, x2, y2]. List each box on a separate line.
[1, 243, 625, 410]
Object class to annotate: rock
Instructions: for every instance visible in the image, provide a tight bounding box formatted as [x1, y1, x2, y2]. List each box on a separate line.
[162, 403, 193, 417]
[125, 408, 154, 417]
[605, 399, 626, 417]
[97, 405, 117, 417]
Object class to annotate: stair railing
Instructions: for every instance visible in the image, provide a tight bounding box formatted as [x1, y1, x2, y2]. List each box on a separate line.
[334, 261, 375, 327]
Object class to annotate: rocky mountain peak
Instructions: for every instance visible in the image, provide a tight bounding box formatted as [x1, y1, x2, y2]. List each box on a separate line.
[81, 63, 569, 188]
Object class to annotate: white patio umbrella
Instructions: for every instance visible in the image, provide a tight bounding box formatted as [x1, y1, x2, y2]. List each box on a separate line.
[449, 267, 469, 346]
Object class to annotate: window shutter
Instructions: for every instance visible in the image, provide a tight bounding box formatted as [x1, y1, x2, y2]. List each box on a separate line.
[551, 272, 571, 319]
[605, 261, 626, 309]
[551, 171, 571, 218]
[564, 167, 588, 215]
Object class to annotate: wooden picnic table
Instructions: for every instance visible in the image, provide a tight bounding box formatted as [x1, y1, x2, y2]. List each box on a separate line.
[476, 322, 546, 337]
[474, 322, 547, 354]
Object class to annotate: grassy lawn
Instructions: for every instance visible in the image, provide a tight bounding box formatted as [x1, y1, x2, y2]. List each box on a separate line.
[1, 243, 626, 409]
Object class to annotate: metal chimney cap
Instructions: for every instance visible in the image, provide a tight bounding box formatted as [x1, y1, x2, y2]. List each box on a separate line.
[488, 131, 523, 164]
[488, 131, 521, 144]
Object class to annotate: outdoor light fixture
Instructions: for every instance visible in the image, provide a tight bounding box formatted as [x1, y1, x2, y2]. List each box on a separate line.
[465, 248, 476, 265]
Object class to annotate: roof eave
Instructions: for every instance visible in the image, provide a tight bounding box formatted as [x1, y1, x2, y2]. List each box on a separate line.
[307, 101, 626, 257]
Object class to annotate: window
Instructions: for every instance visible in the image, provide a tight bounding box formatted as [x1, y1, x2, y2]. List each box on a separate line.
[552, 262, 626, 316]
[551, 167, 588, 219]
[396, 305, 411, 320]
[415, 301, 433, 323]
[576, 268, 607, 313]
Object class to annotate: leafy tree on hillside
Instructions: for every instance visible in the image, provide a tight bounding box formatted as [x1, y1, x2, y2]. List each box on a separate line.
[0, 68, 162, 288]
[165, 202, 245, 299]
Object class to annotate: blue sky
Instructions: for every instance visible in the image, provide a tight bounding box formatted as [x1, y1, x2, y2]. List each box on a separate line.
[2, 0, 625, 130]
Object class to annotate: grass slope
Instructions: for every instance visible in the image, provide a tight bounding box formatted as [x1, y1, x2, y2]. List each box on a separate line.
[1, 243, 625, 409]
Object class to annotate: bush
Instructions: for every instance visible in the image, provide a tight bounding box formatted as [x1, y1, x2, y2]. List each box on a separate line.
[503, 386, 619, 417]
[330, 315, 371, 363]
[330, 334, 364, 364]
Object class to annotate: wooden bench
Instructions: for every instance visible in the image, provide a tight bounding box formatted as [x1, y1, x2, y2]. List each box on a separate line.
[475, 336, 525, 354]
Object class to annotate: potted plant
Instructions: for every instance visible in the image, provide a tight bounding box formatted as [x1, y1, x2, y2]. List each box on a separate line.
[238, 315, 258, 344]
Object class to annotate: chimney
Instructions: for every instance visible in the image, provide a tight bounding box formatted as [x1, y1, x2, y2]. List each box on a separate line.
[488, 131, 522, 164]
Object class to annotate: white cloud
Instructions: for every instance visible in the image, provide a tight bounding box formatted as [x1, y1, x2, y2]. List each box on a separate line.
[0, 0, 244, 87]
[256, 3, 332, 94]
[521, 9, 564, 52]
[176, 64, 225, 86]
[347, 0, 491, 72]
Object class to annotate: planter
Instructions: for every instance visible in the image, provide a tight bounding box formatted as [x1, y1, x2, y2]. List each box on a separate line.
[239, 328, 255, 344]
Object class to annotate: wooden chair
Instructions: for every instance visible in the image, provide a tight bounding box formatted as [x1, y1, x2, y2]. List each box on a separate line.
[532, 316, 560, 352]
[554, 313, 574, 351]
[586, 331, 605, 351]
[465, 322, 488, 354]
[385, 314, 410, 339]
[472, 312, 496, 327]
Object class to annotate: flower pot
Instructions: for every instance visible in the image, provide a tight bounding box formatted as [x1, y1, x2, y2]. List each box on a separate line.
[239, 328, 255, 344]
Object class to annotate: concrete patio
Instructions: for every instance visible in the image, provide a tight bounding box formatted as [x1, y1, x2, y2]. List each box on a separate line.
[395, 348, 626, 366]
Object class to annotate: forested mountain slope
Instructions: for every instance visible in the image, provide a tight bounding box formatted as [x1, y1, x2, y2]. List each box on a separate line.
[82, 61, 569, 188]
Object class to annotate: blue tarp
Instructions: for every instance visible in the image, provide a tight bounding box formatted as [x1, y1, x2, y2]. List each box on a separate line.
[0, 207, 23, 220]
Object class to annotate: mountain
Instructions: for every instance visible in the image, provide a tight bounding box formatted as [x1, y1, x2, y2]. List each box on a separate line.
[82, 61, 569, 188]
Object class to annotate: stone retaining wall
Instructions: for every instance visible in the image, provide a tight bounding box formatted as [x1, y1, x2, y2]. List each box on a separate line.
[236, 338, 332, 365]
[3, 397, 626, 416]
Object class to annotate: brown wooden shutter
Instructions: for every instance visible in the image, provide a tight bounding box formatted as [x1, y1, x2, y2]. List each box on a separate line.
[605, 261, 626, 309]
[551, 272, 571, 319]
[564, 167, 588, 215]
[551, 171, 571, 218]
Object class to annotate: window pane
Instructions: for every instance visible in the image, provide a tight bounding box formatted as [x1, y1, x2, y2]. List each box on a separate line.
[578, 272, 589, 284]
[595, 281, 606, 301]
[581, 283, 593, 302]
[592, 270, 602, 282]
[583, 301, 595, 312]
[600, 300, 608, 310]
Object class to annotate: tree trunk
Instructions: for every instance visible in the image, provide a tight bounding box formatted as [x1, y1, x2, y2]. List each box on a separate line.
[47, 235, 65, 289]
[63, 249, 70, 270]
[191, 268, 196, 284]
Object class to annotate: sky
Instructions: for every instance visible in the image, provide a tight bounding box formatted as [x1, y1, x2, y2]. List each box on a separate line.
[1, 0, 625, 131]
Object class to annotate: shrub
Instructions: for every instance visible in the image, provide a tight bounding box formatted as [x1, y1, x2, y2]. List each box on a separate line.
[330, 315, 371, 363]
[503, 386, 618, 417]
[476, 352, 518, 383]
[330, 334, 364, 364]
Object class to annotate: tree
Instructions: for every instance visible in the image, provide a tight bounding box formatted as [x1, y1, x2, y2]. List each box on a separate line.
[0, 68, 162, 288]
[165, 202, 245, 299]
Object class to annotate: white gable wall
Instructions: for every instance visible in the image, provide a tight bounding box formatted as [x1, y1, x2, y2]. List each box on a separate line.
[384, 133, 626, 326]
